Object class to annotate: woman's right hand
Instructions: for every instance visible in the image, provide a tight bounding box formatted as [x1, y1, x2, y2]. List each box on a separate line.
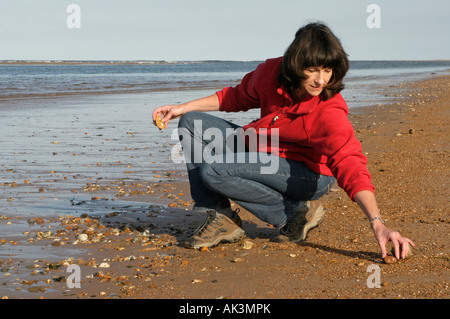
[152, 94, 220, 129]
[152, 104, 187, 129]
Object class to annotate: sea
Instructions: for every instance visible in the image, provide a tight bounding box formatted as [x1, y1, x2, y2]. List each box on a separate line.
[1, 59, 449, 106]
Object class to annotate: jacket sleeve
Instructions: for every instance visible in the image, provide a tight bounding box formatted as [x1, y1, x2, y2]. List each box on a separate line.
[216, 68, 262, 113]
[312, 104, 375, 201]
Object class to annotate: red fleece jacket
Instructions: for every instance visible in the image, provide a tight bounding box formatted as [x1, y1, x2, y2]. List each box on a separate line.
[216, 57, 375, 201]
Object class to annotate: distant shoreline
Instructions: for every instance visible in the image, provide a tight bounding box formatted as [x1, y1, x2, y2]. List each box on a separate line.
[0, 60, 260, 65]
[1, 59, 449, 65]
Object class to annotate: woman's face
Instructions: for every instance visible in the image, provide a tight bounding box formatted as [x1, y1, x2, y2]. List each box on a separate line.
[300, 66, 333, 97]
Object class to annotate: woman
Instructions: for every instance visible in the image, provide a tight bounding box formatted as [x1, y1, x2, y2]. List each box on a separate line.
[152, 22, 414, 259]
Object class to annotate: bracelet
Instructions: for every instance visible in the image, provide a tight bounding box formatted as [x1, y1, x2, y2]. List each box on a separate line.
[370, 217, 384, 224]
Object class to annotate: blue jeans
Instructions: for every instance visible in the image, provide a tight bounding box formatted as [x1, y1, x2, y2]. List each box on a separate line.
[177, 112, 335, 228]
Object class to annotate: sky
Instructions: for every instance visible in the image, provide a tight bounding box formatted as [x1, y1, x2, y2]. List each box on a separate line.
[0, 0, 448, 61]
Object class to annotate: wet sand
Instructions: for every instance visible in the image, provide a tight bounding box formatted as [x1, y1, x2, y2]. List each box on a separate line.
[0, 74, 448, 301]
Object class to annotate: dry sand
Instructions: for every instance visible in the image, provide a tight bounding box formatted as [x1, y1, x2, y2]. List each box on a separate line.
[0, 74, 448, 301]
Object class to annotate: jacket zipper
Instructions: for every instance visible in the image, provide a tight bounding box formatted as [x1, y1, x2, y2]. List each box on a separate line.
[271, 115, 279, 126]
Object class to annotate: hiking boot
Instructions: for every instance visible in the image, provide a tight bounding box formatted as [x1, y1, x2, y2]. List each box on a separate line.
[185, 209, 245, 249]
[272, 200, 324, 243]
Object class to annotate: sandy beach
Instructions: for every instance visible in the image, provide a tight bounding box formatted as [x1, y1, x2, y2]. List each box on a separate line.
[0, 74, 448, 301]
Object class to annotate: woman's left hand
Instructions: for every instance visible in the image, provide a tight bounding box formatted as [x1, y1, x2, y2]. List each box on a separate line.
[371, 221, 415, 259]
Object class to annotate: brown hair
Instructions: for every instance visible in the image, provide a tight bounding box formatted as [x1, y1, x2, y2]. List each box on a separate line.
[278, 22, 349, 101]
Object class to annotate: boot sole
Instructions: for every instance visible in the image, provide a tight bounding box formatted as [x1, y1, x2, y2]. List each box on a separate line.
[189, 228, 246, 249]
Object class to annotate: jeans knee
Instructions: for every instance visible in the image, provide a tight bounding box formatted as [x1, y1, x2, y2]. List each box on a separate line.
[178, 111, 201, 130]
[311, 176, 336, 200]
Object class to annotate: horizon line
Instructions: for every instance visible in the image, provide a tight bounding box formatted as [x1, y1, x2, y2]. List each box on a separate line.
[1, 59, 449, 65]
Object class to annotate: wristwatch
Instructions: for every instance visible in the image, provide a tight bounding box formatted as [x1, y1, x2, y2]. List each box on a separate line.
[370, 217, 384, 224]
